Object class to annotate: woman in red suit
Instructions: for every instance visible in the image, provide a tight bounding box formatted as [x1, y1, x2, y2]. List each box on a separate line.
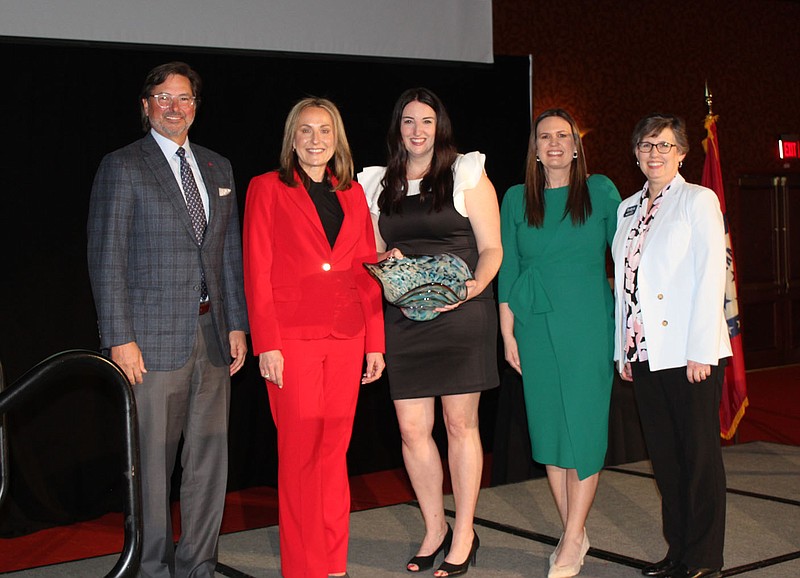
[243, 97, 385, 578]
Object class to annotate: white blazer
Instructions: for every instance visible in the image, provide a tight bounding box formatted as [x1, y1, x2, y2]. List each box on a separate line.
[611, 174, 732, 373]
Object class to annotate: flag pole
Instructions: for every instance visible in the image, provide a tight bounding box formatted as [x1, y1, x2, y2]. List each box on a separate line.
[701, 83, 749, 441]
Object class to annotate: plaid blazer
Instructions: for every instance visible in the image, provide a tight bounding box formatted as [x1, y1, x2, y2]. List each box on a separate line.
[87, 134, 248, 370]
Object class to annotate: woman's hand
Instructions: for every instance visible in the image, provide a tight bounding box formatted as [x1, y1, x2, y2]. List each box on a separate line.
[687, 359, 711, 383]
[503, 335, 522, 375]
[362, 352, 386, 384]
[434, 279, 478, 313]
[498, 303, 520, 373]
[378, 248, 405, 261]
[259, 350, 285, 389]
[620, 362, 633, 382]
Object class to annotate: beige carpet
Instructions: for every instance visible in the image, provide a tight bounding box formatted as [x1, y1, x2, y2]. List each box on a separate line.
[6, 442, 798, 577]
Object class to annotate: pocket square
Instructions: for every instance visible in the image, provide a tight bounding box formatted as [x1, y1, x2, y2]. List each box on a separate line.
[218, 187, 231, 196]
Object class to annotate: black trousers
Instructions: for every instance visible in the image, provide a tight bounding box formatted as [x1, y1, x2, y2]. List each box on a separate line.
[631, 360, 727, 570]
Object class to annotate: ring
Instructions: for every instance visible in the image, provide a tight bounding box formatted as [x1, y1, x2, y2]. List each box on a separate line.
[263, 373, 270, 378]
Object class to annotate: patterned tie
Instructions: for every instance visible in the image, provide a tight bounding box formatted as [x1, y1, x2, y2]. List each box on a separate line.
[176, 147, 208, 300]
[176, 147, 207, 243]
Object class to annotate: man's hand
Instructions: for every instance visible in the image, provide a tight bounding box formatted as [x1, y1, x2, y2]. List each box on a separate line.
[111, 342, 147, 385]
[229, 330, 247, 376]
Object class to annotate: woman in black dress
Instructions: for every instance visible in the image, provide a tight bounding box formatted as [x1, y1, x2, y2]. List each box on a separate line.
[359, 88, 502, 577]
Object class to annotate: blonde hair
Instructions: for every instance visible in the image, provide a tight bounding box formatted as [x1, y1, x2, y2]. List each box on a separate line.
[279, 97, 354, 190]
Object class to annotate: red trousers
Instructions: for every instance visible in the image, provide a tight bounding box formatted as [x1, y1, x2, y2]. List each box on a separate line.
[268, 337, 364, 578]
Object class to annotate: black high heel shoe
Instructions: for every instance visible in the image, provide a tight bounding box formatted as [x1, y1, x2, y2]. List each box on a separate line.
[435, 531, 479, 577]
[406, 523, 453, 572]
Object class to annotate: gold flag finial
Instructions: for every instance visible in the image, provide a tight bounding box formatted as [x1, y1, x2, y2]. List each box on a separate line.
[705, 81, 714, 116]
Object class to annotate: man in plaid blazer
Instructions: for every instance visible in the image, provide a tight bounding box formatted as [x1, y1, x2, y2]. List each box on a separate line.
[87, 61, 248, 578]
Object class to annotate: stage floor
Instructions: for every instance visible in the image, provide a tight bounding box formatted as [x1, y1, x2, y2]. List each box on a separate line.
[5, 441, 799, 577]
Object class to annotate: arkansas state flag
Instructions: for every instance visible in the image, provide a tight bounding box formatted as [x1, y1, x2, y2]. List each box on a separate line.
[702, 114, 749, 439]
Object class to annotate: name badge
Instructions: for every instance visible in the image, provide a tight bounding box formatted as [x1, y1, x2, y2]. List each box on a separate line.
[624, 206, 637, 217]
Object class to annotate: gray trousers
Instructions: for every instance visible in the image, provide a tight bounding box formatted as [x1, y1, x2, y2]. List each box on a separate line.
[135, 313, 230, 578]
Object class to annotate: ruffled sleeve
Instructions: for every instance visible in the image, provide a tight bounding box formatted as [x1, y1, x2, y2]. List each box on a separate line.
[452, 151, 487, 217]
[356, 166, 387, 218]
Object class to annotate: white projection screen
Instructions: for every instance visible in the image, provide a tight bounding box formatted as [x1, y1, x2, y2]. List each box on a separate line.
[0, 0, 493, 63]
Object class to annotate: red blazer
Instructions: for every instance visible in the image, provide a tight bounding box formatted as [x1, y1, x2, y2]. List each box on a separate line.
[243, 171, 385, 355]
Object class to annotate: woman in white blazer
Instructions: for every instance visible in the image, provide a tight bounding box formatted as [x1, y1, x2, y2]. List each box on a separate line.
[611, 114, 732, 578]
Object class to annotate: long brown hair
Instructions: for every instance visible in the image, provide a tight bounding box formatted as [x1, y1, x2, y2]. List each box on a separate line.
[379, 88, 458, 215]
[524, 109, 591, 227]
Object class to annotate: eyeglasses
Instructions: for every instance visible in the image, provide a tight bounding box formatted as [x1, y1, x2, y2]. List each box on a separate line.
[149, 93, 198, 109]
[636, 141, 678, 154]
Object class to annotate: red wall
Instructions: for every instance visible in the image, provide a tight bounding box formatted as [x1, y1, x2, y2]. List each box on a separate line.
[493, 0, 800, 246]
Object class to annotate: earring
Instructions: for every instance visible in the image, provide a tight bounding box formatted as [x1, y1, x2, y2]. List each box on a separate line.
[536, 156, 541, 162]
[679, 161, 683, 168]
[573, 151, 578, 159]
[636, 161, 640, 167]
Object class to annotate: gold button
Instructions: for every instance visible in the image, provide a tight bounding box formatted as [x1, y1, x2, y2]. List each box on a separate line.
[662, 320, 668, 326]
[657, 293, 664, 300]
[322, 263, 331, 271]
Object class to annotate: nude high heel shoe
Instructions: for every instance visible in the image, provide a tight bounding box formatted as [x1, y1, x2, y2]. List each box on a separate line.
[549, 533, 564, 567]
[548, 529, 589, 578]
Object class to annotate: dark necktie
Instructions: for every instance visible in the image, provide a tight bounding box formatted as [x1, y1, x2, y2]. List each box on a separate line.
[176, 147, 207, 243]
[176, 147, 208, 300]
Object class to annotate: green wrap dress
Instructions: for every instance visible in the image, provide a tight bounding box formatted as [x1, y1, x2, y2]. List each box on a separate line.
[498, 174, 621, 479]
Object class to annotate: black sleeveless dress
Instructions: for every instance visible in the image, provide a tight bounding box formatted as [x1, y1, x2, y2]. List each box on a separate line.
[379, 193, 499, 400]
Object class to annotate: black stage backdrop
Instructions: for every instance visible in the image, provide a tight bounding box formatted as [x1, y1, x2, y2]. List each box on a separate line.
[0, 39, 531, 536]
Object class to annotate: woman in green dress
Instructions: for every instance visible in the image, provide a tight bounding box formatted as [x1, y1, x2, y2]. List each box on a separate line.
[498, 109, 620, 578]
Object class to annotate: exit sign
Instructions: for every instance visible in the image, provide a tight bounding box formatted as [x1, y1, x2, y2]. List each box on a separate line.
[779, 134, 799, 159]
